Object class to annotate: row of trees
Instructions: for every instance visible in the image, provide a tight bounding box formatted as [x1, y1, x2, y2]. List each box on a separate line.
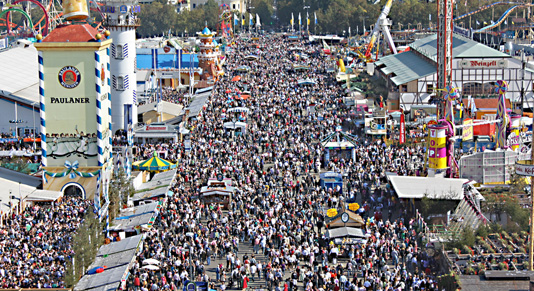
[136, 0, 523, 37]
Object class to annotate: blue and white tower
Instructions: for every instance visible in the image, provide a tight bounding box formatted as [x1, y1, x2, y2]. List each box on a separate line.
[102, 0, 141, 131]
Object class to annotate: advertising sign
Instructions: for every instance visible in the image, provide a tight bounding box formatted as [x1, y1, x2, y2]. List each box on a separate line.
[459, 59, 508, 69]
[399, 113, 405, 144]
[462, 119, 473, 141]
[516, 161, 534, 176]
[42, 50, 110, 167]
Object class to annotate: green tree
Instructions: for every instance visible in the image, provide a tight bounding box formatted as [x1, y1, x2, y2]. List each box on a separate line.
[109, 168, 134, 220]
[254, 0, 274, 27]
[137, 0, 177, 37]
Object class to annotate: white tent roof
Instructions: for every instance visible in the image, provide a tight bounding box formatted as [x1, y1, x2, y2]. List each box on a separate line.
[227, 107, 250, 113]
[0, 45, 39, 105]
[389, 176, 468, 200]
[326, 227, 365, 239]
[223, 121, 247, 129]
[323, 141, 356, 149]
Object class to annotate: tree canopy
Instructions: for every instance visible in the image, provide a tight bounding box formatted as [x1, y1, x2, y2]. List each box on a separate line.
[136, 0, 524, 37]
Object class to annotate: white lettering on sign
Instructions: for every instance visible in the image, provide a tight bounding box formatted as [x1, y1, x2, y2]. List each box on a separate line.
[145, 125, 168, 131]
[459, 59, 507, 69]
[516, 162, 534, 176]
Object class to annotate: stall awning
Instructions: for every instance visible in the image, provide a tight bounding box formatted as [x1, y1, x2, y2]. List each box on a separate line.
[389, 176, 468, 200]
[326, 227, 365, 239]
[223, 121, 247, 129]
[227, 107, 250, 113]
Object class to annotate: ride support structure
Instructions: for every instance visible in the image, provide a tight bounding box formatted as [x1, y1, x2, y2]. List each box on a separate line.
[437, 0, 453, 119]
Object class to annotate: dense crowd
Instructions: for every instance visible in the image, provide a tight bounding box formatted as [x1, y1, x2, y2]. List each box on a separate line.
[124, 34, 435, 291]
[0, 197, 92, 288]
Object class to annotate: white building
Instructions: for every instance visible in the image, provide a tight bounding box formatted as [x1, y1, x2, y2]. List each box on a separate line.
[102, 0, 141, 132]
[0, 43, 40, 138]
[374, 34, 534, 110]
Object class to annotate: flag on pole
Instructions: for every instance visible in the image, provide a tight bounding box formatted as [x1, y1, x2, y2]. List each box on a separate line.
[476, 20, 480, 25]
[349, 26, 351, 35]
[298, 13, 301, 26]
[249, 13, 254, 26]
[504, 19, 507, 25]
[256, 14, 261, 27]
[314, 12, 317, 24]
[242, 14, 245, 26]
[234, 14, 239, 26]
[291, 13, 294, 26]
[307, 11, 310, 25]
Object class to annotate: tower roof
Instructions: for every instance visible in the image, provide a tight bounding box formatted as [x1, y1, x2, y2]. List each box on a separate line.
[198, 26, 216, 37]
[42, 23, 102, 42]
[202, 27, 211, 35]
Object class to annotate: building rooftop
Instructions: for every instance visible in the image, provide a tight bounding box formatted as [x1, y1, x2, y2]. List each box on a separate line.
[42, 23, 102, 43]
[375, 50, 437, 86]
[409, 33, 510, 61]
[0, 45, 39, 105]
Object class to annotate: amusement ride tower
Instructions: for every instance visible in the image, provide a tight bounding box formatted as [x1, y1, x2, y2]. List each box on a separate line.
[102, 0, 141, 131]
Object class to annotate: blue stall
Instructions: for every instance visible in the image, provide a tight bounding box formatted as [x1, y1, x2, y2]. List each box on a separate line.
[320, 172, 343, 192]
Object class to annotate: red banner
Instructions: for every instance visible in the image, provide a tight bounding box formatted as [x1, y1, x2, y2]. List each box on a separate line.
[399, 112, 406, 144]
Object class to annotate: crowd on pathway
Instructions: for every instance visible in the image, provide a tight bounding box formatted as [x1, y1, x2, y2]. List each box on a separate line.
[0, 197, 93, 288]
[0, 34, 435, 290]
[125, 34, 436, 291]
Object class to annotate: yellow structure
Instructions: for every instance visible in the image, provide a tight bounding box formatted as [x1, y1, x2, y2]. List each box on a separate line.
[34, 23, 113, 209]
[428, 124, 448, 170]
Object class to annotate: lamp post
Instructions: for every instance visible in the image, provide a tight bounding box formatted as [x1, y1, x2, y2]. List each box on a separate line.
[32, 101, 38, 150]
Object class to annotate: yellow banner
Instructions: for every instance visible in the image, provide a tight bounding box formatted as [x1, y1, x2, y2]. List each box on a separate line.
[462, 119, 473, 141]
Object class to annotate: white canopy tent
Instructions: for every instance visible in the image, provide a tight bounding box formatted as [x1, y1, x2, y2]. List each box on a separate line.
[297, 78, 317, 86]
[227, 107, 250, 113]
[389, 176, 469, 200]
[223, 121, 247, 131]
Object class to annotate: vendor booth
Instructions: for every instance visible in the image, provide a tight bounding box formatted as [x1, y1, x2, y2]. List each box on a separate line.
[200, 180, 234, 209]
[320, 172, 343, 192]
[321, 129, 358, 163]
[325, 227, 367, 245]
[224, 121, 247, 136]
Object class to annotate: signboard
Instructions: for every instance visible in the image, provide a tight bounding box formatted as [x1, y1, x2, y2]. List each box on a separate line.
[41, 50, 110, 167]
[462, 119, 473, 141]
[399, 113, 405, 144]
[145, 125, 167, 131]
[459, 59, 508, 69]
[119, 5, 127, 14]
[516, 161, 534, 176]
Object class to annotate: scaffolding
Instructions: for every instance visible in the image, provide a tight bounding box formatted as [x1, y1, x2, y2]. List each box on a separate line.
[459, 150, 530, 184]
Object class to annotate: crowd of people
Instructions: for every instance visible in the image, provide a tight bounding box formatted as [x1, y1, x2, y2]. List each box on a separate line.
[123, 34, 437, 291]
[0, 197, 93, 288]
[0, 34, 437, 290]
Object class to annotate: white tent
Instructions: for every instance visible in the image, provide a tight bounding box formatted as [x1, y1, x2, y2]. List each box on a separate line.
[227, 107, 250, 113]
[297, 78, 317, 86]
[389, 176, 468, 200]
[223, 121, 247, 130]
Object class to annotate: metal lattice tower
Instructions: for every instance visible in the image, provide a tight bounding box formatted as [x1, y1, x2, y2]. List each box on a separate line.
[437, 0, 453, 118]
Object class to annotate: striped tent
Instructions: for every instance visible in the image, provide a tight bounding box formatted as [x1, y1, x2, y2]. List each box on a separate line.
[133, 156, 177, 171]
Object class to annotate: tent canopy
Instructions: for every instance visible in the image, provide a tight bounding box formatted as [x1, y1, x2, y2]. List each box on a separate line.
[389, 176, 468, 200]
[297, 78, 317, 86]
[325, 227, 365, 239]
[133, 156, 177, 171]
[227, 107, 250, 113]
[223, 121, 247, 129]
